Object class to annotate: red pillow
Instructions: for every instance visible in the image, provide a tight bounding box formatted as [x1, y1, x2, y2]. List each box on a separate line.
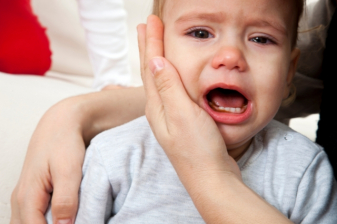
[0, 0, 52, 75]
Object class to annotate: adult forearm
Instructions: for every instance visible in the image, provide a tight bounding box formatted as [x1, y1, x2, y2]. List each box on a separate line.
[169, 150, 292, 223]
[62, 86, 146, 145]
[182, 171, 293, 224]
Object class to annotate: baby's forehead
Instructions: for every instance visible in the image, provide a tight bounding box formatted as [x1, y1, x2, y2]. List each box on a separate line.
[161, 0, 298, 45]
[162, 0, 295, 30]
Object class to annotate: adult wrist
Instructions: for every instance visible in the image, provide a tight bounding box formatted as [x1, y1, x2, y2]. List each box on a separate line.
[63, 94, 101, 146]
[41, 95, 90, 144]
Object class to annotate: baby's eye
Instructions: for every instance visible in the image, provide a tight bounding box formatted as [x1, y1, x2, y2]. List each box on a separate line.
[188, 29, 212, 39]
[250, 36, 274, 44]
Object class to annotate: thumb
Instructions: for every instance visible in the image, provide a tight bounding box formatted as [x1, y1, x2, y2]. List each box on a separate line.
[50, 164, 82, 224]
[149, 57, 195, 119]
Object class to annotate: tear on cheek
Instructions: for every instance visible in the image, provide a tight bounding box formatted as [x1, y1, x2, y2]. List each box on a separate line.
[207, 88, 248, 114]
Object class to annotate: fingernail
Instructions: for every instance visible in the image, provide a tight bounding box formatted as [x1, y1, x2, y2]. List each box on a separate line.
[149, 57, 164, 75]
[57, 219, 72, 224]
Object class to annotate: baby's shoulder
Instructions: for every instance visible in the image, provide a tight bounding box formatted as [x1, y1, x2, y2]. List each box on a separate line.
[91, 115, 152, 144]
[264, 120, 322, 151]
[261, 120, 325, 164]
[244, 123, 337, 224]
[88, 116, 159, 161]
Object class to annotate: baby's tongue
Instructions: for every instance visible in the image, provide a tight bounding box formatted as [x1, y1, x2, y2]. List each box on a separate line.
[208, 89, 246, 108]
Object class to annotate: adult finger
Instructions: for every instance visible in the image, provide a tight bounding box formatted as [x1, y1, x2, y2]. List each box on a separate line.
[50, 149, 84, 224]
[11, 170, 51, 224]
[148, 57, 200, 131]
[142, 15, 164, 99]
[10, 186, 21, 224]
[137, 15, 166, 126]
[137, 23, 146, 74]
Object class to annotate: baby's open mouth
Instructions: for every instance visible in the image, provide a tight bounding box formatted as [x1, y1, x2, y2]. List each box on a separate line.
[206, 88, 248, 114]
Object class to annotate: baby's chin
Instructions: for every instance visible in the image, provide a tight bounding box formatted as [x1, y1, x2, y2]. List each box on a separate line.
[216, 123, 255, 154]
[225, 139, 254, 161]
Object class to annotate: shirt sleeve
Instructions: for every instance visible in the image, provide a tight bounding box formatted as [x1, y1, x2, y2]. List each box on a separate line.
[74, 143, 113, 223]
[77, 0, 131, 90]
[290, 150, 337, 224]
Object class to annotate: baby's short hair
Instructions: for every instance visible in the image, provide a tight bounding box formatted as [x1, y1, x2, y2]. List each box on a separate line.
[152, 0, 305, 48]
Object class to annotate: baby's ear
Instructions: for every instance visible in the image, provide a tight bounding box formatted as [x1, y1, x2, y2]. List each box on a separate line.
[282, 48, 300, 106]
[286, 48, 301, 85]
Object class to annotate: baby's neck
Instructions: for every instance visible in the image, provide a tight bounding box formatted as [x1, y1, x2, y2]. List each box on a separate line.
[228, 138, 253, 161]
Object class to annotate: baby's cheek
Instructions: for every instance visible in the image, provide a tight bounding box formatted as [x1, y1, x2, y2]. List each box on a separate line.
[178, 67, 199, 98]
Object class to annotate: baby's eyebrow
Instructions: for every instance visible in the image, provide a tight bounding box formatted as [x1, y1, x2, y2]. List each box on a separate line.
[246, 18, 287, 36]
[175, 12, 226, 24]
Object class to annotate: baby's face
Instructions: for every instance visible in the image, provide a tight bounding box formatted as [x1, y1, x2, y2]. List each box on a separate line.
[162, 0, 299, 157]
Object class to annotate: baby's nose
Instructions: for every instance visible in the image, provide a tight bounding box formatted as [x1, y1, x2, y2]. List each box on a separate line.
[211, 47, 247, 71]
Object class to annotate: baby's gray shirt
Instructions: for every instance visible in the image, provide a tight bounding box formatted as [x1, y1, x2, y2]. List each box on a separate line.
[46, 116, 337, 223]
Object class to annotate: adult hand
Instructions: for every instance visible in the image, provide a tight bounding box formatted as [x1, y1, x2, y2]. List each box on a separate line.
[11, 99, 85, 224]
[138, 15, 293, 224]
[138, 15, 241, 189]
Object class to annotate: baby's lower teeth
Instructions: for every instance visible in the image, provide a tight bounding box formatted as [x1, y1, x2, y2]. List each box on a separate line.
[220, 107, 241, 113]
[209, 102, 247, 114]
